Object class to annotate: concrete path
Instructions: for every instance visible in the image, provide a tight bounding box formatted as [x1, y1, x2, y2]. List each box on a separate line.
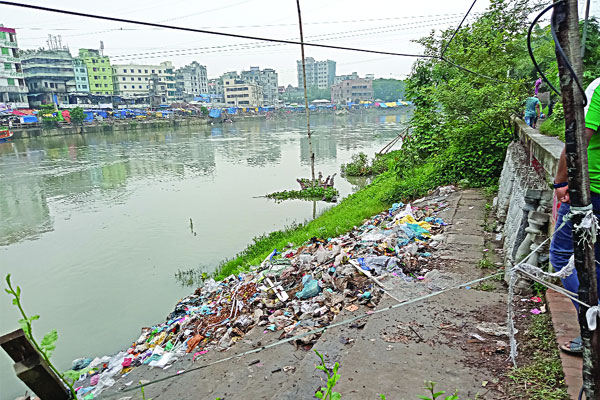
[102, 190, 512, 400]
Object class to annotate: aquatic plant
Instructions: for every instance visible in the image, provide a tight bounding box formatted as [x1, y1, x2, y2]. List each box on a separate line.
[266, 186, 338, 202]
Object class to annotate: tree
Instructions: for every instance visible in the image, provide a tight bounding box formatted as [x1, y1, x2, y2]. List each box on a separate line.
[373, 79, 406, 101]
[70, 107, 85, 124]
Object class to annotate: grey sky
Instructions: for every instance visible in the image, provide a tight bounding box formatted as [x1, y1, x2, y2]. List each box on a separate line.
[2, 0, 599, 85]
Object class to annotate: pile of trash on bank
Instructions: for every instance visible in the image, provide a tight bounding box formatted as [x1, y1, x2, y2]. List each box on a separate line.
[68, 187, 455, 399]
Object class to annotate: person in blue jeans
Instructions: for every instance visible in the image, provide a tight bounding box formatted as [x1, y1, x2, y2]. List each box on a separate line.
[524, 94, 541, 128]
[550, 77, 600, 355]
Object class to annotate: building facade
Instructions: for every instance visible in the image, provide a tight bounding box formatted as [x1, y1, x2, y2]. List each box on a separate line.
[112, 61, 175, 104]
[333, 72, 359, 84]
[21, 49, 76, 106]
[72, 58, 89, 93]
[78, 48, 113, 95]
[0, 26, 28, 109]
[223, 78, 263, 107]
[175, 61, 207, 100]
[331, 77, 373, 105]
[240, 66, 278, 106]
[297, 57, 336, 89]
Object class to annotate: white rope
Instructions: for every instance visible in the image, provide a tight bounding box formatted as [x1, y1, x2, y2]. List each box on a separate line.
[587, 306, 600, 331]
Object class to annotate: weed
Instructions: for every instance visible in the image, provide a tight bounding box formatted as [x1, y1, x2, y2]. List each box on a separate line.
[483, 184, 499, 198]
[532, 281, 547, 295]
[418, 381, 459, 400]
[4, 274, 77, 398]
[509, 314, 568, 399]
[314, 350, 341, 400]
[478, 258, 494, 269]
[474, 282, 495, 292]
[140, 382, 152, 400]
[491, 271, 505, 282]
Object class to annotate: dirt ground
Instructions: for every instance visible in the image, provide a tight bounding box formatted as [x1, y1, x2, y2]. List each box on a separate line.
[99, 189, 551, 400]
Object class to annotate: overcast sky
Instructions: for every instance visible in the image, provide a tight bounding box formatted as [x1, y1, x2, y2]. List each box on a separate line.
[2, 0, 599, 85]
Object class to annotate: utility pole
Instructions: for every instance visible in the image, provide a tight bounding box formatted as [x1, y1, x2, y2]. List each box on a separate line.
[553, 0, 600, 397]
[296, 0, 316, 187]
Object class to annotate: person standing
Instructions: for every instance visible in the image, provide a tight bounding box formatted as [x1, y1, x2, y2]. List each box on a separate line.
[550, 76, 600, 355]
[524, 94, 541, 128]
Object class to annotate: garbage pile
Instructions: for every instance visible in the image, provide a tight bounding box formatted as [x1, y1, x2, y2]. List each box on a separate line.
[68, 196, 451, 399]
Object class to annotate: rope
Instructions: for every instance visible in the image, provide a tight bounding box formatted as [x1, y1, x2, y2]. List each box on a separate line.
[100, 271, 503, 398]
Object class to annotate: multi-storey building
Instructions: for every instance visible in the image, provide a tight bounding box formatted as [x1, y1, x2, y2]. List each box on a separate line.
[112, 61, 175, 104]
[72, 58, 89, 93]
[240, 66, 278, 106]
[0, 26, 28, 109]
[223, 78, 263, 107]
[333, 72, 359, 84]
[78, 48, 113, 95]
[21, 48, 76, 107]
[331, 77, 373, 105]
[297, 57, 336, 90]
[175, 61, 207, 100]
[207, 78, 221, 96]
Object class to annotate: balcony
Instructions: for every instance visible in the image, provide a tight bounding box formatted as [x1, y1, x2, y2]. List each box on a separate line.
[0, 55, 21, 63]
[0, 85, 29, 93]
[0, 70, 24, 79]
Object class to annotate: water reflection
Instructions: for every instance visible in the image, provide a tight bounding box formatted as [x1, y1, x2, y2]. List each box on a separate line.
[0, 112, 408, 247]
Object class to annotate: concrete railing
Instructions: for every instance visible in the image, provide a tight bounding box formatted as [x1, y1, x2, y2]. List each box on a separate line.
[496, 117, 564, 277]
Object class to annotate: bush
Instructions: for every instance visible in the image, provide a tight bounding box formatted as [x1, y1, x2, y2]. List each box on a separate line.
[341, 151, 397, 177]
[70, 107, 85, 124]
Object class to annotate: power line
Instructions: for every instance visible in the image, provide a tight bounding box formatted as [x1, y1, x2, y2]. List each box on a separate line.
[440, 0, 477, 56]
[0, 1, 431, 59]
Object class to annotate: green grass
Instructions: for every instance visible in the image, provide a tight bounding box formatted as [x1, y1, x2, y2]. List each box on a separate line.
[474, 282, 495, 291]
[539, 117, 565, 142]
[477, 258, 494, 269]
[215, 161, 441, 280]
[509, 314, 568, 400]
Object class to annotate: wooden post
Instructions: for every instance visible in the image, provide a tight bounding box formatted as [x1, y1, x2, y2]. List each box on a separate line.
[0, 329, 71, 400]
[296, 0, 316, 187]
[553, 0, 600, 397]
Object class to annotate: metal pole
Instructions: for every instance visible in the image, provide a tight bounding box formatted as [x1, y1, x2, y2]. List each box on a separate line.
[553, 0, 600, 397]
[296, 0, 316, 187]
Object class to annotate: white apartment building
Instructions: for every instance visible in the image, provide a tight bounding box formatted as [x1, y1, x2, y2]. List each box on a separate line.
[112, 61, 175, 104]
[297, 57, 336, 90]
[240, 66, 278, 106]
[223, 78, 263, 107]
[175, 61, 207, 100]
[0, 26, 28, 109]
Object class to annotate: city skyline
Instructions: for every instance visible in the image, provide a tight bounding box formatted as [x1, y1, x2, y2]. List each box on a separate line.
[0, 0, 506, 85]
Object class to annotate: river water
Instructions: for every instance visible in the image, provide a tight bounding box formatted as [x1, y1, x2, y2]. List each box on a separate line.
[0, 111, 408, 398]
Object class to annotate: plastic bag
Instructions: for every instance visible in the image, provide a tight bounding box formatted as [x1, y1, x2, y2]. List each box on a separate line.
[295, 275, 321, 299]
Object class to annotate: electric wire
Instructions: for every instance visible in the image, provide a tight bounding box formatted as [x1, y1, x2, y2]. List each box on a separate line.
[0, 1, 520, 86]
[440, 0, 477, 56]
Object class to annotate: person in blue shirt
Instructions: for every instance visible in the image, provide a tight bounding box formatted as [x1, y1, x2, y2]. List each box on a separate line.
[524, 94, 541, 128]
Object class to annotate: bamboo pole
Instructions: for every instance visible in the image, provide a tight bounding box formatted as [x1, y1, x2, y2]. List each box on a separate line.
[296, 0, 316, 187]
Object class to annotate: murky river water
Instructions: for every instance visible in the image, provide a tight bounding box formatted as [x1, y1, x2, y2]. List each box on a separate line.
[0, 111, 408, 398]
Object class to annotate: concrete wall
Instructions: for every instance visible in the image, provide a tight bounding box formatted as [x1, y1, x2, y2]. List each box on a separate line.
[496, 118, 561, 270]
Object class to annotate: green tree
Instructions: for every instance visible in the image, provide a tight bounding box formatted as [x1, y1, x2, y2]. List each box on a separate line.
[373, 78, 406, 101]
[70, 107, 85, 124]
[200, 106, 209, 116]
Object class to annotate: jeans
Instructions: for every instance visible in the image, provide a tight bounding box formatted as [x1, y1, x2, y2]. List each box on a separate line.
[549, 196, 600, 310]
[524, 115, 537, 127]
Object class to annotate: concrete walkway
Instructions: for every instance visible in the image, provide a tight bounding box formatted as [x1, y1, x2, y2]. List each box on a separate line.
[102, 190, 514, 399]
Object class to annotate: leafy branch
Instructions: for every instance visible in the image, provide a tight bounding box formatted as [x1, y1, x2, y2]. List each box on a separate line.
[418, 381, 459, 400]
[5, 274, 77, 398]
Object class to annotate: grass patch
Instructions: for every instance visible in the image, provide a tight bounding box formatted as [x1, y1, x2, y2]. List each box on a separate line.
[266, 186, 339, 202]
[477, 258, 495, 269]
[215, 161, 441, 280]
[509, 314, 568, 400]
[474, 282, 495, 291]
[539, 118, 564, 142]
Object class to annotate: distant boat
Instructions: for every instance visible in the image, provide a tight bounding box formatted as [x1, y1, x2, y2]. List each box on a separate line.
[0, 127, 14, 142]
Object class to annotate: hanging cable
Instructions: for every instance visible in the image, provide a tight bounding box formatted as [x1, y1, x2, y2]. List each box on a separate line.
[440, 0, 477, 56]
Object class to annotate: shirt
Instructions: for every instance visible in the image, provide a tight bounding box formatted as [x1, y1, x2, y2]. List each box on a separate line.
[585, 78, 600, 193]
[524, 97, 540, 118]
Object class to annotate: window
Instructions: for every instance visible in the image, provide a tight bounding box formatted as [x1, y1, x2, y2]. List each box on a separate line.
[4, 62, 11, 70]
[7, 78, 14, 85]
[103, 76, 106, 79]
[139, 85, 142, 89]
[0, 47, 7, 55]
[44, 82, 48, 87]
[124, 85, 127, 88]
[138, 77, 141, 81]
[144, 69, 148, 73]
[102, 68, 106, 72]
[95, 84, 99, 87]
[122, 77, 126, 81]
[138, 69, 141, 73]
[123, 69, 127, 73]
[151, 69, 155, 73]
[145, 77, 148, 81]
[50, 82, 55, 88]
[94, 76, 99, 79]
[130, 69, 134, 73]
[93, 67, 97, 71]
[131, 77, 134, 81]
[104, 84, 108, 87]
[0, 32, 5, 39]
[82, 85, 87, 89]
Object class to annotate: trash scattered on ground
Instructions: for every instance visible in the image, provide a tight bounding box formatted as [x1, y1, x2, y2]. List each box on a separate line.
[68, 191, 453, 398]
